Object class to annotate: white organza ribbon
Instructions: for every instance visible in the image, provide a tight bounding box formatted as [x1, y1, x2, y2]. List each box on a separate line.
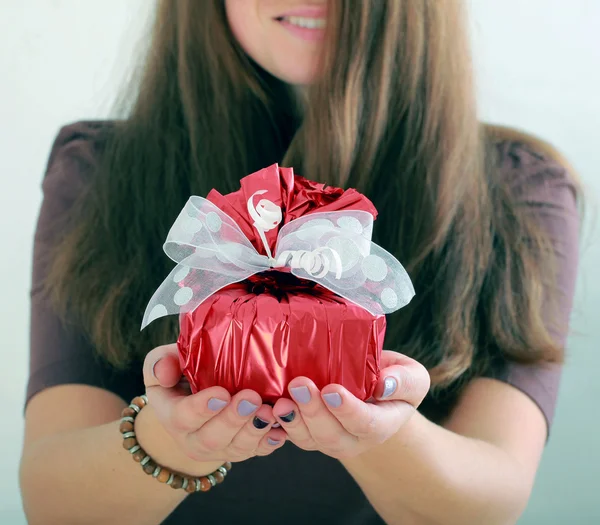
[141, 193, 415, 328]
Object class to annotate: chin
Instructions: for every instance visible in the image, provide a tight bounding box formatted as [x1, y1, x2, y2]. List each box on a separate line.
[272, 62, 322, 86]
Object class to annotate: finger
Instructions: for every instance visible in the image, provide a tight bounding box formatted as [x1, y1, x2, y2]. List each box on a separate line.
[227, 404, 274, 457]
[142, 344, 189, 421]
[188, 389, 262, 452]
[379, 349, 423, 368]
[320, 385, 374, 438]
[143, 344, 182, 388]
[285, 379, 357, 451]
[272, 398, 316, 450]
[151, 385, 232, 434]
[321, 384, 415, 441]
[255, 429, 288, 456]
[374, 351, 431, 407]
[228, 406, 283, 457]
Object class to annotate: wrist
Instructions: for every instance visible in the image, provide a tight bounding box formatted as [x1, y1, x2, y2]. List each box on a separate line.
[134, 402, 223, 477]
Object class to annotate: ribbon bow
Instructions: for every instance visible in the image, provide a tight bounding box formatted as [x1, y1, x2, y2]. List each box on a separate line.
[141, 192, 415, 328]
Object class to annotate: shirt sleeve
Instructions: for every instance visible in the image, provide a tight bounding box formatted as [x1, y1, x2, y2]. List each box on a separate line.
[487, 141, 580, 431]
[26, 121, 142, 409]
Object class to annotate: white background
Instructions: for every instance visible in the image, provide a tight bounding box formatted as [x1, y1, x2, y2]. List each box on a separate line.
[1, 1, 598, 523]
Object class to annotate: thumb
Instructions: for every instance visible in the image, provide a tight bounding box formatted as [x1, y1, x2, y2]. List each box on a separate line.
[143, 343, 182, 389]
[374, 350, 431, 407]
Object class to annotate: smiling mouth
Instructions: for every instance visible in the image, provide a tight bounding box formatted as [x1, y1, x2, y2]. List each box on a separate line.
[276, 16, 327, 30]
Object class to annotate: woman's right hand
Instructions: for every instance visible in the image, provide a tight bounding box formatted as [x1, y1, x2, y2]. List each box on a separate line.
[136, 344, 286, 471]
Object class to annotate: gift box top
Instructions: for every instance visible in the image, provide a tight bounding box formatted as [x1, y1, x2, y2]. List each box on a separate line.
[206, 164, 378, 256]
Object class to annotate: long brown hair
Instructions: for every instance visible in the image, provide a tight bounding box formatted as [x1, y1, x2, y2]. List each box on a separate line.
[47, 0, 570, 391]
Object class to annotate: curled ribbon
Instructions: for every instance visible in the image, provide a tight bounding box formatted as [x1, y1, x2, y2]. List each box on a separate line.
[247, 190, 281, 261]
[141, 194, 415, 329]
[274, 248, 343, 279]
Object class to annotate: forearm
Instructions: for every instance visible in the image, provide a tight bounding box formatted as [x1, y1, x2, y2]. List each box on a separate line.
[20, 406, 222, 525]
[341, 411, 530, 525]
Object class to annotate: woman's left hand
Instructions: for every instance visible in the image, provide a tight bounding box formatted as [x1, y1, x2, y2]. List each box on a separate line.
[272, 351, 431, 459]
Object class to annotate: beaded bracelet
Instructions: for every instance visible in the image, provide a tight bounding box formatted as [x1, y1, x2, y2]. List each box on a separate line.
[120, 394, 232, 492]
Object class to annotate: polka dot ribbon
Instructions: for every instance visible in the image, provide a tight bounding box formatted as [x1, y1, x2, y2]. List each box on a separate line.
[141, 192, 415, 329]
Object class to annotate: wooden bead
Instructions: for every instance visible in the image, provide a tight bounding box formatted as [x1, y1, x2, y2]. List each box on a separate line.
[185, 478, 196, 493]
[142, 460, 157, 474]
[119, 421, 134, 433]
[157, 469, 171, 483]
[132, 449, 146, 463]
[131, 396, 146, 409]
[122, 437, 137, 450]
[199, 477, 212, 492]
[170, 475, 184, 489]
[212, 470, 225, 484]
[121, 407, 137, 418]
[224, 461, 232, 471]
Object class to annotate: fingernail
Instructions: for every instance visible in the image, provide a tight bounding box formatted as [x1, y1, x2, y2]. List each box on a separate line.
[151, 358, 161, 378]
[272, 423, 281, 428]
[279, 411, 295, 423]
[207, 398, 228, 412]
[381, 377, 398, 399]
[323, 393, 342, 408]
[267, 438, 281, 446]
[290, 386, 311, 404]
[252, 416, 270, 429]
[238, 400, 259, 417]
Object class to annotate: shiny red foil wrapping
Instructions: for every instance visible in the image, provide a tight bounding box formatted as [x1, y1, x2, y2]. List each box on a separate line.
[206, 164, 377, 256]
[176, 164, 386, 402]
[178, 277, 385, 403]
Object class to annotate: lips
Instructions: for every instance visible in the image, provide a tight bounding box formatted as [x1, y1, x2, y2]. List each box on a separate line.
[274, 7, 327, 41]
[276, 5, 327, 18]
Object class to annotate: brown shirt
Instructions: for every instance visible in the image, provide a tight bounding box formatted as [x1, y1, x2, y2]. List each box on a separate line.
[26, 121, 580, 524]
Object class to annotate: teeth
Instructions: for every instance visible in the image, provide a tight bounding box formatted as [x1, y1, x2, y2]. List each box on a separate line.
[284, 16, 326, 29]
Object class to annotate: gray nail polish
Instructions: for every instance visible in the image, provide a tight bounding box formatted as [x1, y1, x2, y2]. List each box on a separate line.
[381, 377, 398, 399]
[272, 423, 281, 428]
[267, 438, 281, 446]
[237, 399, 259, 416]
[151, 358, 161, 379]
[207, 398, 228, 412]
[323, 393, 342, 408]
[290, 386, 311, 404]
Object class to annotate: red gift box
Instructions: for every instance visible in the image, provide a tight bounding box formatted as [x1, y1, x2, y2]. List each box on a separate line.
[175, 165, 384, 402]
[142, 164, 414, 403]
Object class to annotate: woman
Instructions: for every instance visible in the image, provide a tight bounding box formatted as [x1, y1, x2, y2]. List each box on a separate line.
[19, 1, 580, 524]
